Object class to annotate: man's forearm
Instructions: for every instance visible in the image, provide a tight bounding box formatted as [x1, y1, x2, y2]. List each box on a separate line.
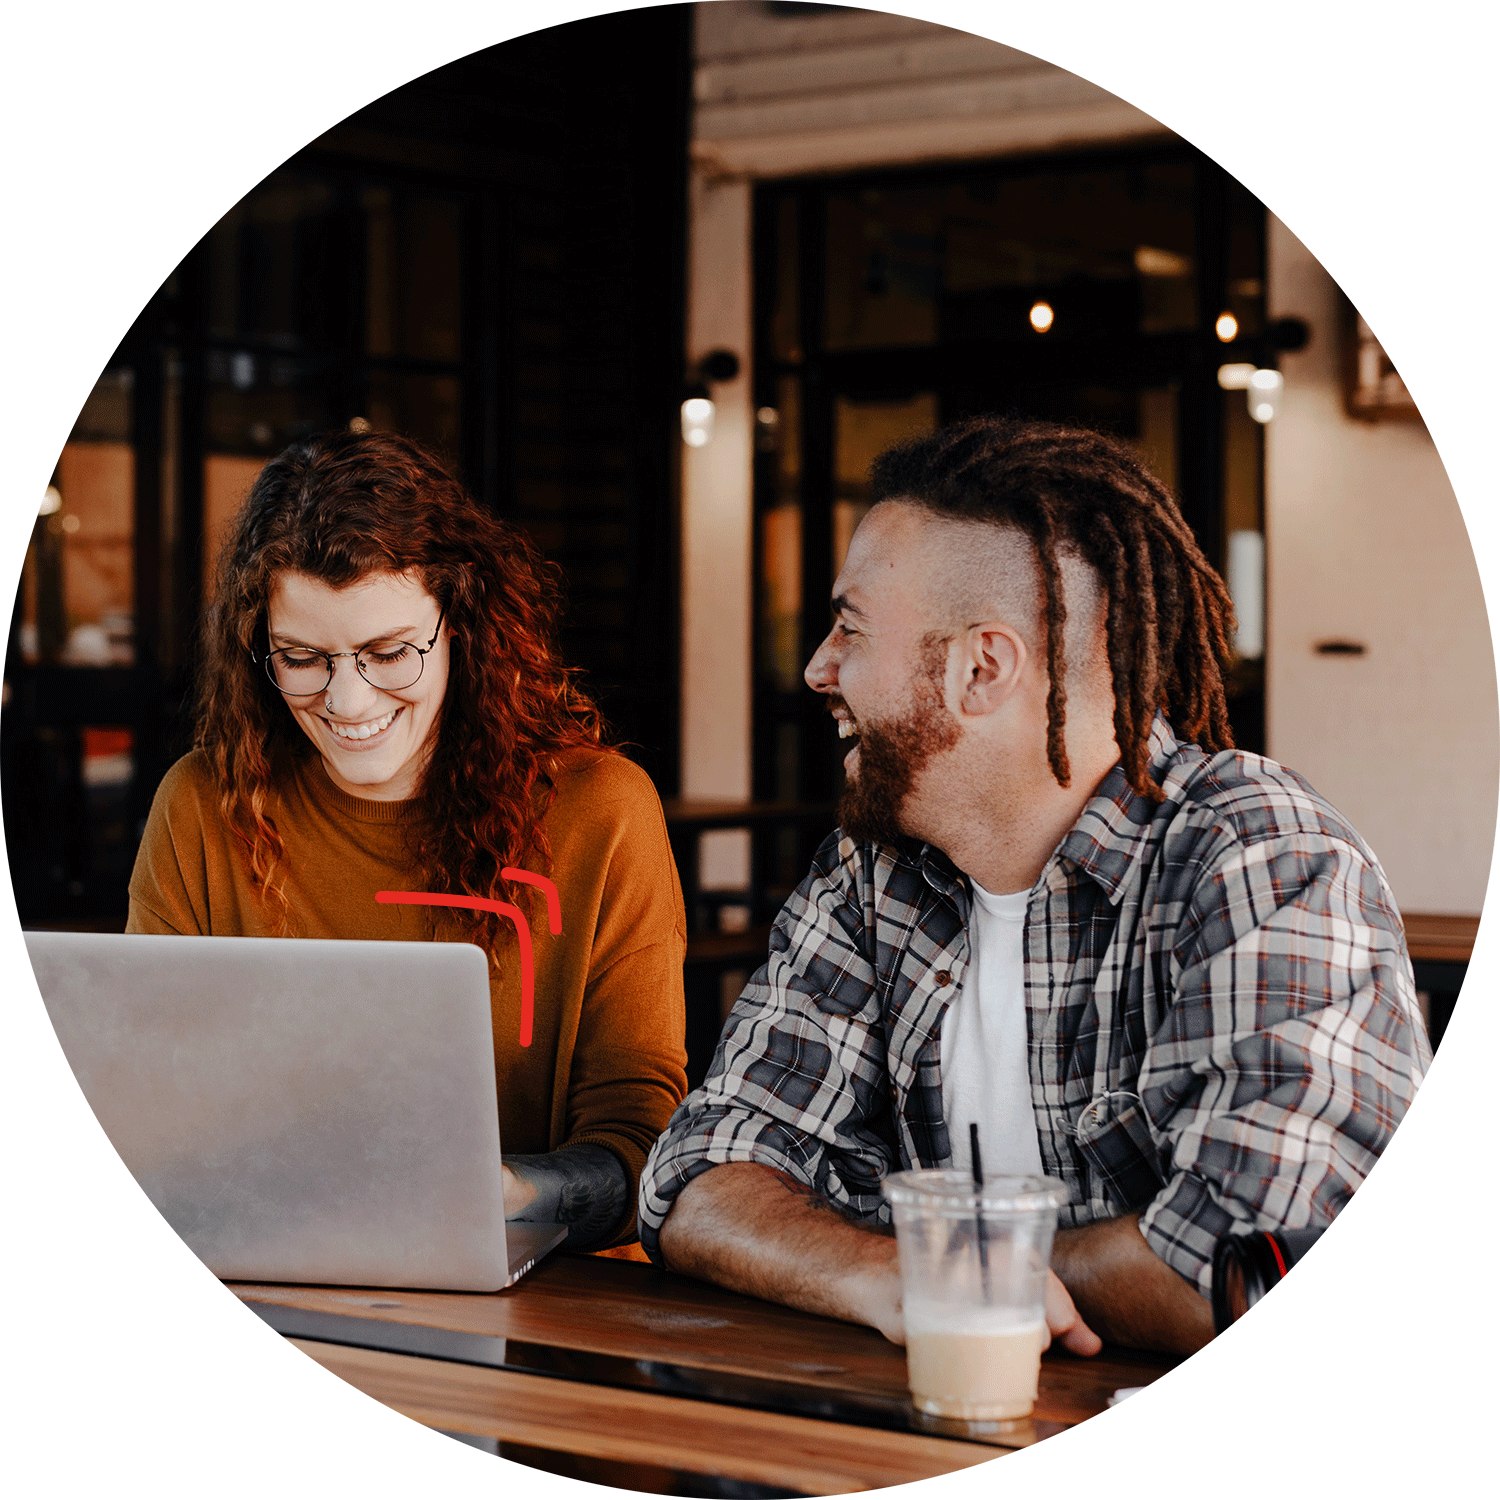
[1051, 1213, 1214, 1355]
[660, 1161, 1102, 1357]
[657, 1161, 905, 1340]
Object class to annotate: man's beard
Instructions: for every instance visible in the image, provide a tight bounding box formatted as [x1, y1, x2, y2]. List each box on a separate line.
[836, 641, 960, 848]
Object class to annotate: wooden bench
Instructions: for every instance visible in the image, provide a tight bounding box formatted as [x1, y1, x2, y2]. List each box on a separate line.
[1401, 912, 1479, 1047]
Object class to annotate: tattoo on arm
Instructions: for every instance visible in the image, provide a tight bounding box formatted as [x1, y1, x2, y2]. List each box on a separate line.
[767, 1168, 895, 1235]
[504, 1143, 631, 1250]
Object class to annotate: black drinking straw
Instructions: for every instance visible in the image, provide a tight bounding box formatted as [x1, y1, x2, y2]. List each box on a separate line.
[969, 1122, 991, 1297]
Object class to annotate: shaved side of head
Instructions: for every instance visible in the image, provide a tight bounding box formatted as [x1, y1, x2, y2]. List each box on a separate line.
[890, 502, 1111, 711]
[868, 418, 1236, 800]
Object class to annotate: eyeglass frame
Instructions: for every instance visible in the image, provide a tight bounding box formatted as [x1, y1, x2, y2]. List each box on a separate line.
[253, 610, 447, 698]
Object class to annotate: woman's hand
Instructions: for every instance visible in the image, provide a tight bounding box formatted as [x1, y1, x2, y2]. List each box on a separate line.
[501, 1143, 631, 1249]
[501, 1164, 540, 1219]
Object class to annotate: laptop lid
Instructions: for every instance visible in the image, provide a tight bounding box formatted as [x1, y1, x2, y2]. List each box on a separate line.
[26, 931, 561, 1291]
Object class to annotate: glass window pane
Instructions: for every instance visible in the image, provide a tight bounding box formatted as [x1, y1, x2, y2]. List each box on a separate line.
[206, 349, 330, 456]
[760, 504, 802, 694]
[768, 195, 800, 362]
[363, 185, 397, 357]
[758, 374, 804, 694]
[833, 392, 938, 576]
[21, 368, 139, 667]
[366, 370, 461, 455]
[1225, 177, 1266, 341]
[364, 189, 464, 362]
[1135, 385, 1180, 500]
[207, 174, 336, 348]
[203, 456, 265, 594]
[825, 188, 940, 350]
[400, 195, 464, 362]
[54, 442, 135, 666]
[824, 163, 1200, 352]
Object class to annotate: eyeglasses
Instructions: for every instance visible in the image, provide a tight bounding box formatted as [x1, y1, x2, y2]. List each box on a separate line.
[255, 613, 445, 697]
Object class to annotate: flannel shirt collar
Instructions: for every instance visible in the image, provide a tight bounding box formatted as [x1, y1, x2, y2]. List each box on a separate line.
[913, 839, 967, 901]
[1053, 718, 1191, 906]
[873, 719, 1194, 910]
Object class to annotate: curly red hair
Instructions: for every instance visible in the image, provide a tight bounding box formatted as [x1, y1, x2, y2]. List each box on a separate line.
[196, 428, 608, 953]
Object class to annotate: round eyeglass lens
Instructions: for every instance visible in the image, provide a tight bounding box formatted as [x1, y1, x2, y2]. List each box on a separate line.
[356, 642, 425, 690]
[265, 642, 426, 695]
[266, 650, 332, 694]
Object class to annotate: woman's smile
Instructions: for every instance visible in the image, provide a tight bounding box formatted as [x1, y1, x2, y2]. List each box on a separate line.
[322, 705, 403, 747]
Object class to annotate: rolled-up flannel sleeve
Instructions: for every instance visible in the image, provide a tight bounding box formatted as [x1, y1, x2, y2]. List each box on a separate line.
[1138, 834, 1430, 1295]
[638, 835, 900, 1265]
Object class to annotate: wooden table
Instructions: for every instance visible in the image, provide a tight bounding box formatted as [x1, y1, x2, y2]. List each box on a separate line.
[232, 1256, 1176, 1495]
[1401, 911, 1479, 1048]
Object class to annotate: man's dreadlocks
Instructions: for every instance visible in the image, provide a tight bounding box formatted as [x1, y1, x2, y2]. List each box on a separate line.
[869, 416, 1237, 801]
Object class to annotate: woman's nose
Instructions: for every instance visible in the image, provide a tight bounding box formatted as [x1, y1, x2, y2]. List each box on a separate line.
[323, 655, 379, 716]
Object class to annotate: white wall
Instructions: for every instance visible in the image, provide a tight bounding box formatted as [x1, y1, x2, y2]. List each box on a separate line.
[1266, 217, 1497, 914]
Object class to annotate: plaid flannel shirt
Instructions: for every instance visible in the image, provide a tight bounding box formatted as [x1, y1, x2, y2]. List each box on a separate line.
[639, 723, 1431, 1295]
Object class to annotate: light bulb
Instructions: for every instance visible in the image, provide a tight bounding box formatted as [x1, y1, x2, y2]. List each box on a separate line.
[681, 396, 715, 447]
[1029, 301, 1054, 333]
[1246, 368, 1283, 424]
[1215, 311, 1239, 342]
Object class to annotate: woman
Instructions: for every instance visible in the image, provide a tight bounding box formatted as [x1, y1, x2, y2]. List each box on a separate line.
[127, 428, 687, 1252]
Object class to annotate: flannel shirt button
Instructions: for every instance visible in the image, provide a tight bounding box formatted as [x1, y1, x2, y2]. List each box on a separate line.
[935, 970, 953, 987]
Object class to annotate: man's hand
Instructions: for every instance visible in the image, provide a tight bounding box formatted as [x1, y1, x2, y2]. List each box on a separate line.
[1050, 1212, 1215, 1355]
[659, 1162, 1101, 1356]
[1045, 1268, 1103, 1356]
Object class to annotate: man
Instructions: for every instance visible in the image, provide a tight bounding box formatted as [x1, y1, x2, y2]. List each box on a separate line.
[640, 417, 1430, 1357]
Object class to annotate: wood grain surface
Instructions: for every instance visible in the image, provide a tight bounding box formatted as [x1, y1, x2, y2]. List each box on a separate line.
[289, 1338, 1000, 1493]
[1401, 912, 1479, 963]
[234, 1254, 1176, 1438]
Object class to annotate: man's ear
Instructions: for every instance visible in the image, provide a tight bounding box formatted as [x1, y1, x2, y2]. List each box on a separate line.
[958, 622, 1028, 716]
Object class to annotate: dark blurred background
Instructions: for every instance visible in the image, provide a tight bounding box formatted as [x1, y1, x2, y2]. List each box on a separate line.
[4, 8, 692, 928]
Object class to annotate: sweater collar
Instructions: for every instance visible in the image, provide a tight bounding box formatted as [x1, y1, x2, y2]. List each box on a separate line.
[298, 749, 422, 825]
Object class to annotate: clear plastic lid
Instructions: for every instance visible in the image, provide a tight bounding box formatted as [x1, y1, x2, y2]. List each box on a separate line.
[881, 1168, 1070, 1215]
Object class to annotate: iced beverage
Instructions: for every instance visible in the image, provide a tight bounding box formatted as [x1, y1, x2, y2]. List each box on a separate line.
[903, 1304, 1049, 1420]
[882, 1170, 1069, 1427]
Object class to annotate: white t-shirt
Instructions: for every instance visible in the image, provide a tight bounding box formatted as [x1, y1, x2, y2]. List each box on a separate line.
[939, 879, 1044, 1180]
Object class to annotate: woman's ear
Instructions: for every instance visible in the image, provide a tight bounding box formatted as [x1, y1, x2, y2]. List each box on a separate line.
[958, 622, 1028, 716]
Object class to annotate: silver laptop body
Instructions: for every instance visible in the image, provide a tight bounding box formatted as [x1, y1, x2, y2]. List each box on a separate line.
[26, 930, 566, 1291]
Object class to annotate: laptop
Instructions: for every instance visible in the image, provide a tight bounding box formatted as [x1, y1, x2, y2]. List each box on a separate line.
[25, 930, 567, 1291]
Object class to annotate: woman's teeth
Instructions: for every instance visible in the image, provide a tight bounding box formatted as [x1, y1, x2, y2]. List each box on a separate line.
[327, 708, 400, 741]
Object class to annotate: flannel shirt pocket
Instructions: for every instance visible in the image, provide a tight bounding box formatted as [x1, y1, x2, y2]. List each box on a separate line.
[1073, 1092, 1170, 1212]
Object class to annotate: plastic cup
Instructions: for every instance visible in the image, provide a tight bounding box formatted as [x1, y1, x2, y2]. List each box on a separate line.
[882, 1170, 1070, 1427]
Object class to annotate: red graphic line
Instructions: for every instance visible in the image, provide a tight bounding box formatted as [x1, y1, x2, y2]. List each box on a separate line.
[502, 867, 561, 934]
[375, 890, 538, 1047]
[1264, 1232, 1288, 1280]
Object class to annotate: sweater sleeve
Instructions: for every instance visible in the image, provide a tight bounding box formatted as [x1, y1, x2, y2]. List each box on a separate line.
[125, 753, 215, 936]
[553, 758, 688, 1243]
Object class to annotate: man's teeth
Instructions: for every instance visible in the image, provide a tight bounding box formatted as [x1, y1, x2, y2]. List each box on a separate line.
[838, 719, 859, 740]
[328, 708, 399, 741]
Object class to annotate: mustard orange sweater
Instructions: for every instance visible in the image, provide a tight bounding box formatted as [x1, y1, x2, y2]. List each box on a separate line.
[126, 746, 688, 1237]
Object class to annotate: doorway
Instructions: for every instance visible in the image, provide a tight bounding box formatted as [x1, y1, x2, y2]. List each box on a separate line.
[752, 144, 1267, 827]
